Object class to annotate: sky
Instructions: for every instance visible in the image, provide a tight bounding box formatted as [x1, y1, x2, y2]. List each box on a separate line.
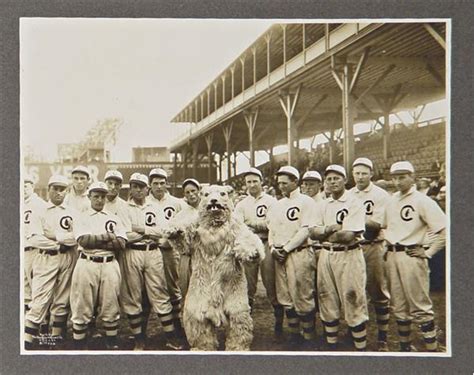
[20, 18, 274, 161]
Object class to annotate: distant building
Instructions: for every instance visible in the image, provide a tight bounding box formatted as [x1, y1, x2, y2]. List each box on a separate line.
[132, 147, 170, 162]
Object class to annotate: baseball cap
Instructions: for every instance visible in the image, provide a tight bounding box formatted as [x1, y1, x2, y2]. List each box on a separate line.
[149, 168, 168, 180]
[48, 175, 69, 188]
[104, 170, 123, 182]
[88, 181, 109, 194]
[243, 167, 263, 180]
[72, 165, 90, 178]
[24, 174, 35, 184]
[129, 173, 149, 187]
[352, 157, 373, 170]
[182, 178, 200, 190]
[302, 171, 322, 182]
[325, 164, 347, 179]
[276, 166, 300, 180]
[390, 161, 415, 175]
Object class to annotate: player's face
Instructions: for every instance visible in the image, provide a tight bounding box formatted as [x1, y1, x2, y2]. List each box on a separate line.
[72, 172, 89, 192]
[302, 180, 321, 197]
[150, 177, 167, 198]
[89, 191, 107, 212]
[325, 172, 346, 195]
[24, 182, 34, 200]
[353, 165, 373, 190]
[277, 175, 298, 197]
[392, 173, 414, 194]
[245, 174, 262, 197]
[184, 184, 200, 207]
[106, 178, 122, 199]
[130, 182, 148, 200]
[48, 185, 67, 206]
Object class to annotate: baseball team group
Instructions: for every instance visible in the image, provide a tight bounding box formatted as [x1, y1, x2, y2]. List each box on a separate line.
[22, 157, 446, 352]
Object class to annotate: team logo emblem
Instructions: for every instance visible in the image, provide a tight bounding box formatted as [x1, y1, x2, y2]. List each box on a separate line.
[400, 205, 415, 222]
[163, 207, 175, 220]
[59, 216, 73, 230]
[364, 200, 374, 216]
[145, 212, 156, 226]
[24, 210, 32, 224]
[256, 204, 268, 218]
[336, 209, 348, 224]
[286, 207, 300, 221]
[105, 220, 117, 233]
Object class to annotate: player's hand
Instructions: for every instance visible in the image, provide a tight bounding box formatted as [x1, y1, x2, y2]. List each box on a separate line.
[272, 247, 287, 263]
[147, 234, 161, 242]
[326, 224, 342, 234]
[406, 247, 429, 259]
[132, 224, 145, 234]
[44, 228, 56, 240]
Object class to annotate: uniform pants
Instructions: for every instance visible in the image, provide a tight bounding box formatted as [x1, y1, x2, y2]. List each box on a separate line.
[318, 248, 368, 327]
[70, 257, 121, 325]
[26, 250, 75, 324]
[24, 249, 38, 308]
[362, 242, 390, 307]
[385, 251, 434, 323]
[160, 247, 182, 304]
[275, 248, 315, 315]
[120, 248, 172, 316]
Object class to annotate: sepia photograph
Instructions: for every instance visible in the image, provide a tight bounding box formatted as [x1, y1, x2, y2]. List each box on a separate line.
[20, 18, 449, 356]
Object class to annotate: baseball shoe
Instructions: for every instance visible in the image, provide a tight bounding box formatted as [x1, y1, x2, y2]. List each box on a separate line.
[165, 337, 183, 350]
[377, 341, 389, 352]
[105, 337, 120, 350]
[400, 344, 417, 352]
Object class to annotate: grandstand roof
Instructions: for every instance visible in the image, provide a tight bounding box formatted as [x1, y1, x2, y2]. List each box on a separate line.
[170, 22, 446, 155]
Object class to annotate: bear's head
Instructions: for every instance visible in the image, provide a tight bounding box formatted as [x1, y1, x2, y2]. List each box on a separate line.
[199, 185, 234, 227]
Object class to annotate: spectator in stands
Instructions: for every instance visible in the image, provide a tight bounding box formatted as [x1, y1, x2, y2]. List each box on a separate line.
[417, 178, 431, 195]
[436, 186, 446, 212]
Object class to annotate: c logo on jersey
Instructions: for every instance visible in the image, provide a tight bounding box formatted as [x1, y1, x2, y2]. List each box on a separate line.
[400, 205, 415, 222]
[256, 204, 268, 218]
[336, 209, 348, 225]
[286, 207, 300, 221]
[59, 216, 73, 230]
[24, 210, 32, 224]
[163, 207, 175, 220]
[105, 220, 117, 233]
[364, 200, 374, 216]
[145, 212, 156, 227]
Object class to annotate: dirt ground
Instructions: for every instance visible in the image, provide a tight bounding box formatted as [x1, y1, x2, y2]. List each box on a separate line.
[53, 278, 446, 353]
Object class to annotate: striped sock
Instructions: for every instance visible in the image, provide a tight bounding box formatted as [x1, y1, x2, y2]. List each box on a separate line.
[274, 305, 284, 333]
[25, 319, 39, 345]
[300, 311, 316, 341]
[285, 308, 300, 337]
[322, 319, 339, 346]
[158, 312, 176, 335]
[72, 323, 88, 341]
[103, 320, 119, 338]
[51, 314, 68, 337]
[420, 320, 438, 351]
[397, 320, 412, 351]
[350, 322, 367, 351]
[375, 305, 390, 342]
[127, 313, 143, 336]
[170, 300, 184, 335]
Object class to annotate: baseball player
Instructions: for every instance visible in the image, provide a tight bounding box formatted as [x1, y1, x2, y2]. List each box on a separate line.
[168, 178, 201, 300]
[103, 170, 130, 226]
[383, 161, 446, 352]
[309, 165, 368, 351]
[23, 175, 48, 313]
[234, 168, 283, 338]
[349, 158, 391, 351]
[147, 168, 184, 337]
[24, 175, 78, 350]
[64, 165, 91, 213]
[267, 166, 318, 349]
[70, 182, 127, 350]
[121, 173, 182, 350]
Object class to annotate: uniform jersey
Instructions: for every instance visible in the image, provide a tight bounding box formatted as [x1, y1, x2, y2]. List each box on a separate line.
[74, 208, 128, 257]
[28, 202, 80, 249]
[315, 190, 366, 237]
[23, 193, 48, 248]
[104, 195, 131, 229]
[349, 182, 390, 240]
[235, 192, 277, 240]
[147, 192, 184, 221]
[127, 200, 169, 246]
[64, 188, 90, 213]
[267, 188, 318, 248]
[383, 186, 446, 246]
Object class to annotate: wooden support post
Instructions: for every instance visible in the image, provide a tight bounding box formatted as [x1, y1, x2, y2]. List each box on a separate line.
[192, 140, 199, 177]
[383, 112, 390, 161]
[243, 107, 259, 167]
[341, 64, 355, 172]
[278, 85, 302, 166]
[182, 147, 188, 178]
[205, 134, 214, 183]
[233, 151, 237, 177]
[173, 152, 178, 195]
[265, 32, 272, 86]
[223, 122, 233, 181]
[218, 153, 223, 183]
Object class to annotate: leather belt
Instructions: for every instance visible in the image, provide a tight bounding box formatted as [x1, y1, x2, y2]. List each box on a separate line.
[130, 243, 159, 251]
[24, 246, 35, 252]
[360, 239, 384, 245]
[311, 245, 322, 250]
[386, 244, 420, 252]
[322, 243, 360, 252]
[39, 247, 70, 256]
[80, 252, 115, 263]
[294, 245, 309, 252]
